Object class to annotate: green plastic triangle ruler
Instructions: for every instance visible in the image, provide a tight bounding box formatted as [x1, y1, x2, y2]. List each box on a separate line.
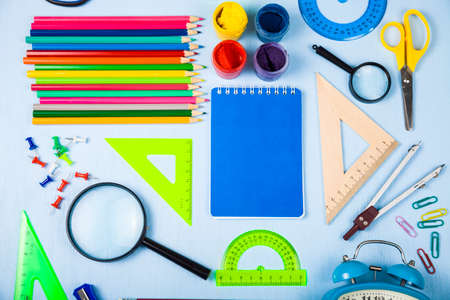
[106, 138, 192, 225]
[216, 230, 308, 286]
[14, 211, 68, 300]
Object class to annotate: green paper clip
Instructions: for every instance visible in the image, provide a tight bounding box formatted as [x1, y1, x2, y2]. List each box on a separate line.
[431, 232, 439, 258]
[412, 196, 438, 209]
[417, 219, 444, 229]
[421, 208, 447, 221]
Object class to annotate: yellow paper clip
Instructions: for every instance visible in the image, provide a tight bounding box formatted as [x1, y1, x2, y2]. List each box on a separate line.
[421, 208, 447, 221]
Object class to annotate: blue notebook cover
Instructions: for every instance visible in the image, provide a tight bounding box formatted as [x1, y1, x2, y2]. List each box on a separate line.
[211, 87, 303, 218]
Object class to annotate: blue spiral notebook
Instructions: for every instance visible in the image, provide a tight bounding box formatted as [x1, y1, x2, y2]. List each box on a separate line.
[211, 87, 303, 218]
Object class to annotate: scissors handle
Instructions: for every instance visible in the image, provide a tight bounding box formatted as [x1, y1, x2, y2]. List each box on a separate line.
[403, 9, 431, 72]
[380, 21, 406, 70]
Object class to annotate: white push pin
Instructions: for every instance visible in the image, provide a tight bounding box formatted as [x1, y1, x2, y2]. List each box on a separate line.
[65, 136, 88, 144]
[47, 161, 59, 176]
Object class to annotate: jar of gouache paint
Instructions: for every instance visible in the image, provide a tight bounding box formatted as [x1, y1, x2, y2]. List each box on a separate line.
[255, 3, 290, 43]
[253, 42, 288, 81]
[212, 40, 247, 79]
[213, 1, 248, 40]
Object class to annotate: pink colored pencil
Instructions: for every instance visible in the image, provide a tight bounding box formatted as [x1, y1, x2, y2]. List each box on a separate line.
[31, 84, 198, 91]
[31, 22, 200, 30]
[39, 97, 208, 104]
[34, 16, 204, 22]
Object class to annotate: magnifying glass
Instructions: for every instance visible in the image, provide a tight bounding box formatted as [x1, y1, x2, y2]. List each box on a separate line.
[45, 0, 89, 6]
[66, 182, 211, 280]
[312, 44, 391, 103]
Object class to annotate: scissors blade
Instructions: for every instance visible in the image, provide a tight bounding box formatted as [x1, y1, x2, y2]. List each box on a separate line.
[401, 67, 414, 130]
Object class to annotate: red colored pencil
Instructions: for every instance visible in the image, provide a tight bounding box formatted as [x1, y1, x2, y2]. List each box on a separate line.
[34, 16, 204, 23]
[31, 83, 200, 91]
[31, 22, 200, 30]
[26, 50, 198, 57]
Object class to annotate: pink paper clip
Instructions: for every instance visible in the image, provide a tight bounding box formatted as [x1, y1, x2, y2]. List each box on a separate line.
[395, 216, 417, 238]
[417, 248, 436, 274]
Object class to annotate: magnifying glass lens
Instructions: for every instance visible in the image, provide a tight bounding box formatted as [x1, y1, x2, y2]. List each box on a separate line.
[351, 64, 390, 101]
[68, 185, 144, 260]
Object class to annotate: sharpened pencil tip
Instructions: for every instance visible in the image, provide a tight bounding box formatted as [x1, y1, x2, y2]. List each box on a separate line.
[198, 45, 204, 49]
[199, 17, 205, 21]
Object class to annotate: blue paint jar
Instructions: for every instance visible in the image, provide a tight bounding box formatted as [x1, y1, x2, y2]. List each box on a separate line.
[255, 3, 290, 43]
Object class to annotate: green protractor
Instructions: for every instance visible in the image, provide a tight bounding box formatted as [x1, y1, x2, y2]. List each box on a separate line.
[216, 230, 308, 286]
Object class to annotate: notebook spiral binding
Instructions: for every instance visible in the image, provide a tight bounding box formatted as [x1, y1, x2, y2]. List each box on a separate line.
[216, 86, 296, 96]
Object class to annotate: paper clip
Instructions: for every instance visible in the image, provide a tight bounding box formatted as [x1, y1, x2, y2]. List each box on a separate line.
[417, 219, 444, 229]
[431, 232, 439, 259]
[395, 216, 417, 238]
[412, 196, 438, 209]
[417, 248, 435, 274]
[421, 208, 447, 221]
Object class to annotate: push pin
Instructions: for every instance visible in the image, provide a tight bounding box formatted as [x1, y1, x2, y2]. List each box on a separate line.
[26, 137, 38, 151]
[57, 173, 71, 192]
[66, 136, 88, 144]
[39, 175, 54, 188]
[47, 161, 59, 175]
[58, 153, 73, 165]
[51, 195, 63, 209]
[31, 156, 46, 168]
[75, 171, 91, 181]
[52, 136, 69, 154]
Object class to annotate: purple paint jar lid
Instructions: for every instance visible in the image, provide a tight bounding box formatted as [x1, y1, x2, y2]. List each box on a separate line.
[253, 42, 288, 81]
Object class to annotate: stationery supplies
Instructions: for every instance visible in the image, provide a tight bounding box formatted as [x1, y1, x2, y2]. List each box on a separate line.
[316, 74, 397, 224]
[417, 248, 435, 274]
[30, 29, 199, 36]
[36, 90, 202, 97]
[57, 178, 70, 192]
[66, 136, 88, 143]
[39, 175, 54, 187]
[343, 142, 445, 240]
[35, 77, 203, 84]
[413, 196, 438, 209]
[33, 116, 201, 125]
[33, 110, 203, 118]
[31, 43, 201, 51]
[26, 50, 198, 57]
[51, 195, 64, 209]
[35, 63, 204, 71]
[431, 232, 439, 258]
[213, 2, 248, 40]
[380, 9, 431, 130]
[32, 83, 199, 91]
[216, 230, 307, 286]
[74, 283, 98, 300]
[47, 161, 59, 175]
[298, 0, 387, 41]
[324, 240, 430, 300]
[26, 36, 195, 44]
[421, 208, 447, 221]
[28, 70, 198, 78]
[312, 45, 391, 103]
[211, 87, 303, 218]
[256, 3, 290, 42]
[24, 56, 193, 65]
[395, 216, 417, 238]
[31, 156, 46, 167]
[212, 40, 246, 79]
[66, 182, 211, 279]
[26, 137, 38, 151]
[39, 97, 207, 104]
[254, 42, 288, 81]
[106, 139, 192, 225]
[14, 211, 67, 299]
[417, 219, 444, 229]
[34, 104, 198, 111]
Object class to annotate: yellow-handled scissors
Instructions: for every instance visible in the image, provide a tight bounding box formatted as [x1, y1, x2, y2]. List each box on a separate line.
[380, 9, 431, 131]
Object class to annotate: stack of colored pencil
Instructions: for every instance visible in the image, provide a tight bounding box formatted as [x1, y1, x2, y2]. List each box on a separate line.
[24, 16, 207, 125]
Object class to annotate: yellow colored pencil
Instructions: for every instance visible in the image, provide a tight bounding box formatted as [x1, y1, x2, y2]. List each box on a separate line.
[32, 116, 202, 124]
[27, 70, 199, 78]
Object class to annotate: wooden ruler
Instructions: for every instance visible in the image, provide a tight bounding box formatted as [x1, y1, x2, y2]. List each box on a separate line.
[316, 74, 398, 224]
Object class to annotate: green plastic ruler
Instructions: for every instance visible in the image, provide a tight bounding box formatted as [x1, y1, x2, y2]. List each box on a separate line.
[14, 211, 68, 300]
[106, 138, 192, 225]
[216, 230, 308, 286]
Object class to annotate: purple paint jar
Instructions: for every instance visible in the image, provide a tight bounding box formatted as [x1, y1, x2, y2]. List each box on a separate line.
[253, 42, 288, 81]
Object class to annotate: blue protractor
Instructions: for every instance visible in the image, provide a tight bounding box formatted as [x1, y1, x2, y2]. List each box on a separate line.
[298, 0, 387, 41]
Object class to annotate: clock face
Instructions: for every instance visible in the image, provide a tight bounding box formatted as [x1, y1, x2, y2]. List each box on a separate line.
[338, 289, 419, 300]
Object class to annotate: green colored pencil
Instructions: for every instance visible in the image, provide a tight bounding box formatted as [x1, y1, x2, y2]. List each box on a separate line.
[33, 110, 203, 118]
[35, 77, 204, 84]
[35, 63, 205, 71]
[26, 36, 195, 44]
[37, 90, 204, 97]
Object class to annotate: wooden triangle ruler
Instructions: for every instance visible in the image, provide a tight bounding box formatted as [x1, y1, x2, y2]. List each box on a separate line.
[316, 74, 398, 224]
[14, 211, 68, 300]
[106, 138, 192, 225]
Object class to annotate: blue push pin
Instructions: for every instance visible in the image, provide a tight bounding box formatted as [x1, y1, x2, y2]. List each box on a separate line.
[39, 175, 54, 188]
[25, 137, 38, 151]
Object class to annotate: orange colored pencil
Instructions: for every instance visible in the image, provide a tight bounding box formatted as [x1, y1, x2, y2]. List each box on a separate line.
[23, 56, 193, 65]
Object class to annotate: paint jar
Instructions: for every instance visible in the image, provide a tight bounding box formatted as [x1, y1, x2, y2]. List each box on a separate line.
[213, 1, 248, 40]
[212, 40, 247, 79]
[253, 42, 288, 81]
[255, 3, 290, 42]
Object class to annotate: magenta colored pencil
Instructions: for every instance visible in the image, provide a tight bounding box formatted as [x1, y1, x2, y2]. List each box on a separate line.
[31, 84, 195, 91]
[39, 97, 207, 104]
[31, 22, 199, 30]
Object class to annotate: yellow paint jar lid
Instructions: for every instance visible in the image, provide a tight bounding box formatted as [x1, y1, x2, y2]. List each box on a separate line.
[213, 1, 248, 40]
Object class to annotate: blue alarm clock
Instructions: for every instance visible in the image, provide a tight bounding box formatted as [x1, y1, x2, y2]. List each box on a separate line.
[323, 240, 430, 300]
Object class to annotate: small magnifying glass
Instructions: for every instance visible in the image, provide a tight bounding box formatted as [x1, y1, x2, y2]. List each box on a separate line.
[45, 0, 89, 6]
[312, 45, 391, 103]
[66, 182, 211, 280]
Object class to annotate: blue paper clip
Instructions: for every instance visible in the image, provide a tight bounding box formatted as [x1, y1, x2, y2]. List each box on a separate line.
[395, 216, 417, 238]
[431, 232, 439, 259]
[73, 283, 97, 300]
[412, 196, 438, 209]
[417, 219, 444, 229]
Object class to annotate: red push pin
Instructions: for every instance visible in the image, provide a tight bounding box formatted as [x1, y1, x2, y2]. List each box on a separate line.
[51, 195, 63, 209]
[57, 179, 70, 192]
[75, 171, 90, 181]
[31, 156, 47, 168]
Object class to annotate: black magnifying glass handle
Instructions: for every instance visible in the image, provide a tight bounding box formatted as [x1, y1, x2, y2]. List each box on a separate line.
[142, 237, 211, 280]
[312, 45, 354, 74]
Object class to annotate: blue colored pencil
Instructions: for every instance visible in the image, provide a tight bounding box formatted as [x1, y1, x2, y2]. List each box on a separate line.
[31, 43, 201, 51]
[30, 29, 199, 37]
